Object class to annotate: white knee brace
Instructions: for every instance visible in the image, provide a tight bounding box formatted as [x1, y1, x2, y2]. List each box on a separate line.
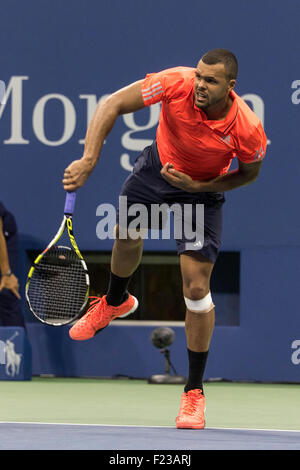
[184, 291, 214, 314]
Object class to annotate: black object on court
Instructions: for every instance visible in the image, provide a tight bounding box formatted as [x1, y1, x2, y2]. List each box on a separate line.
[148, 327, 187, 385]
[150, 327, 175, 349]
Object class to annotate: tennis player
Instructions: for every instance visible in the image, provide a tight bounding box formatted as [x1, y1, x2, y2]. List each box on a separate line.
[63, 49, 267, 429]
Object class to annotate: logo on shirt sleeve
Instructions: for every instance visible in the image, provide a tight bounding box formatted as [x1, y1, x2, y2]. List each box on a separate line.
[254, 146, 264, 161]
[142, 81, 163, 101]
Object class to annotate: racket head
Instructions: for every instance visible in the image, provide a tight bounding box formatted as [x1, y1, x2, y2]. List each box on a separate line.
[26, 230, 90, 326]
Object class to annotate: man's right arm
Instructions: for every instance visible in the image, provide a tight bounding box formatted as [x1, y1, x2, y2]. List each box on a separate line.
[63, 80, 145, 191]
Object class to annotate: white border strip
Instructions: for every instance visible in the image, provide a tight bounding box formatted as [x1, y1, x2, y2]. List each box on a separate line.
[111, 321, 185, 327]
[0, 422, 300, 433]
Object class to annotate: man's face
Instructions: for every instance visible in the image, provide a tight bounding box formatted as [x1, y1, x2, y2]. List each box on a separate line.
[194, 60, 235, 110]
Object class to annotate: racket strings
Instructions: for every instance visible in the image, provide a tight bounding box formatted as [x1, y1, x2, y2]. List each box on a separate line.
[27, 246, 88, 324]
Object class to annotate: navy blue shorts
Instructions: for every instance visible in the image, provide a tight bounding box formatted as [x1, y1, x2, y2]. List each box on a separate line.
[117, 141, 225, 263]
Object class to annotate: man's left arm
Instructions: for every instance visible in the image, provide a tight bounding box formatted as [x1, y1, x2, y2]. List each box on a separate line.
[161, 159, 263, 193]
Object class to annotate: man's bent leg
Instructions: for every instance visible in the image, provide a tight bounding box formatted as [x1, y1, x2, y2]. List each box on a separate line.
[111, 224, 144, 277]
[107, 224, 144, 306]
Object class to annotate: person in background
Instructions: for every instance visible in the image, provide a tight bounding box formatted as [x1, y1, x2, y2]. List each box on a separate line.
[0, 201, 25, 327]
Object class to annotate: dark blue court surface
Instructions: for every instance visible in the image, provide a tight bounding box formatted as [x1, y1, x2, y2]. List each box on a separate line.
[0, 423, 299, 450]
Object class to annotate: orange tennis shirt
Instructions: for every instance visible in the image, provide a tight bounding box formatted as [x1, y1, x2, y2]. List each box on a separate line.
[141, 67, 267, 180]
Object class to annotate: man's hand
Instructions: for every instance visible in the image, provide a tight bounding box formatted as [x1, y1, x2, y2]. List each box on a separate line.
[161, 159, 263, 193]
[0, 273, 21, 299]
[62, 158, 94, 191]
[160, 163, 197, 192]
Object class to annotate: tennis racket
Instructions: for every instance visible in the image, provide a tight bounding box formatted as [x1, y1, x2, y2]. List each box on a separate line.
[25, 192, 90, 326]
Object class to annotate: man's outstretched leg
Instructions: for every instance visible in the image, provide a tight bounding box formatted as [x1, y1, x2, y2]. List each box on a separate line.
[176, 252, 215, 429]
[69, 225, 143, 340]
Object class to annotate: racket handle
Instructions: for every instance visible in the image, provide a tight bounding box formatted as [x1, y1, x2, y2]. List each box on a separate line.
[64, 191, 76, 215]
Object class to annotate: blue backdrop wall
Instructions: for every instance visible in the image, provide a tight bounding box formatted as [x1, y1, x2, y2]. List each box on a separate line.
[0, 0, 299, 382]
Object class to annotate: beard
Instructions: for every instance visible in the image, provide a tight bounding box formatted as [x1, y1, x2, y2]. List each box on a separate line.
[194, 89, 227, 111]
[194, 91, 210, 109]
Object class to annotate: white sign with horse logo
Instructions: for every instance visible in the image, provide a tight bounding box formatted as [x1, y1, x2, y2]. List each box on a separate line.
[3, 332, 22, 377]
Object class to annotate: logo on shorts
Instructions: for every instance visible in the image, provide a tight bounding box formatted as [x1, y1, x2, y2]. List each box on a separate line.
[192, 240, 203, 248]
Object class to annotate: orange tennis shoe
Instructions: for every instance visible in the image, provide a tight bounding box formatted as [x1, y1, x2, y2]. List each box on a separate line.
[69, 294, 138, 341]
[175, 389, 206, 429]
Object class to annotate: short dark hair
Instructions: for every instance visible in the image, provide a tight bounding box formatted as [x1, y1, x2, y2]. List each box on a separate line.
[201, 48, 238, 80]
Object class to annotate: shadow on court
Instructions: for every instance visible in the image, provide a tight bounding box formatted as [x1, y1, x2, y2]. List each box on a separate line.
[0, 423, 300, 450]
